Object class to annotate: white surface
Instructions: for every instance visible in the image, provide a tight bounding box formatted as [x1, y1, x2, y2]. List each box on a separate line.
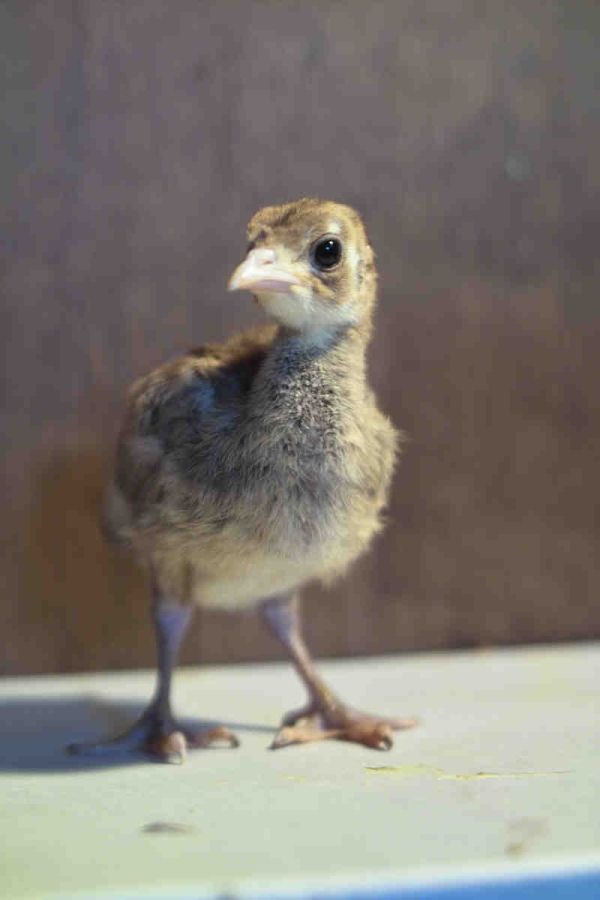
[1, 643, 599, 899]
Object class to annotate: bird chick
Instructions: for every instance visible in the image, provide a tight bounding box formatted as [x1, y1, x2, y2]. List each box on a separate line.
[68, 198, 416, 762]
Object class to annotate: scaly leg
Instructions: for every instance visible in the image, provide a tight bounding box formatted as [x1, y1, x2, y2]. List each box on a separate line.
[67, 591, 238, 763]
[262, 593, 417, 750]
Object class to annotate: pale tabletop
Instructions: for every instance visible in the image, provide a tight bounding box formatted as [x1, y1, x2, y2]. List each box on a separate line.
[1, 643, 599, 900]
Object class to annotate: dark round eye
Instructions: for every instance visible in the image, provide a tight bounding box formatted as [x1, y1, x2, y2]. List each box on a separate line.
[312, 237, 342, 270]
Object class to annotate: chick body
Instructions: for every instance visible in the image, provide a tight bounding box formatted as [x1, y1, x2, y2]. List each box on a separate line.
[70, 199, 414, 761]
[106, 202, 397, 609]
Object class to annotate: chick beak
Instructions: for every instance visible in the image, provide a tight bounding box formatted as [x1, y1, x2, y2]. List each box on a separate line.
[227, 248, 301, 294]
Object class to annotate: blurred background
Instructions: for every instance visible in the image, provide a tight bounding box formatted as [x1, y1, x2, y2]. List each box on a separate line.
[1, 1, 598, 676]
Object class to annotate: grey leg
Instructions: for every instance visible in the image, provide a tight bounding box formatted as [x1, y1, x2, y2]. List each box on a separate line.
[262, 593, 417, 750]
[147, 601, 193, 732]
[67, 591, 239, 763]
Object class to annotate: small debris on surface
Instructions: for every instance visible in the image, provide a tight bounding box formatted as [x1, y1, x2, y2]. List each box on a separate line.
[505, 817, 548, 856]
[141, 821, 196, 835]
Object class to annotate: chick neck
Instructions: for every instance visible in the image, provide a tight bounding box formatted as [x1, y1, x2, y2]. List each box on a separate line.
[260, 271, 376, 356]
[259, 318, 372, 426]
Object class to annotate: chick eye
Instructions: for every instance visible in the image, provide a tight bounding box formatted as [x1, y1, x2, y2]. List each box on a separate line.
[312, 237, 342, 270]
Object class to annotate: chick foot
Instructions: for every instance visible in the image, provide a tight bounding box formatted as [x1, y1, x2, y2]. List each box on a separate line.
[263, 593, 418, 752]
[67, 709, 239, 763]
[271, 701, 417, 750]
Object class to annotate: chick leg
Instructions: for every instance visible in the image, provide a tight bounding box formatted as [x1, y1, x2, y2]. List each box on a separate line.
[67, 594, 238, 762]
[262, 593, 417, 750]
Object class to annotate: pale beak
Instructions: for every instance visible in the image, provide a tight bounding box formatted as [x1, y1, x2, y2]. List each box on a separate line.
[227, 248, 301, 294]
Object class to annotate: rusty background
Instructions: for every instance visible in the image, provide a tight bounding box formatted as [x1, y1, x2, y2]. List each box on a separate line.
[1, 1, 599, 674]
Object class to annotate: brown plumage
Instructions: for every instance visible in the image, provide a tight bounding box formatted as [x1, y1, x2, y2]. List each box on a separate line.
[69, 198, 417, 762]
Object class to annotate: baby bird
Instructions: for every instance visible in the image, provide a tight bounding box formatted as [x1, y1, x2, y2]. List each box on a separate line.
[69, 198, 416, 762]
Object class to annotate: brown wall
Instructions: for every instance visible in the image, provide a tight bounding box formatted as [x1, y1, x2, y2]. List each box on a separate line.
[1, 1, 599, 675]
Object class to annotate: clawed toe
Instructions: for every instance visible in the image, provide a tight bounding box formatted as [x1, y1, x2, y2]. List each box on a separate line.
[67, 717, 240, 763]
[271, 721, 340, 749]
[145, 730, 188, 763]
[344, 720, 394, 751]
[270, 704, 417, 751]
[187, 725, 240, 749]
[146, 725, 239, 762]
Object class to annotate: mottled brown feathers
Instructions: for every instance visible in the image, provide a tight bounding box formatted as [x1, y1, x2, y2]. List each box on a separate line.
[104, 199, 398, 609]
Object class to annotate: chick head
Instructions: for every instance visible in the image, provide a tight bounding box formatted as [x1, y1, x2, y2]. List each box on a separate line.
[228, 199, 376, 335]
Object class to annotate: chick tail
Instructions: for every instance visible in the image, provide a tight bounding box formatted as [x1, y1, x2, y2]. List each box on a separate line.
[101, 482, 134, 547]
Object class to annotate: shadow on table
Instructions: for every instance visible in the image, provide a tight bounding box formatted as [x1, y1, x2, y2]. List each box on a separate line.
[0, 695, 274, 772]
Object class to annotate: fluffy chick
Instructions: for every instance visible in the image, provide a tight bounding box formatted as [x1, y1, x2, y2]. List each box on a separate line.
[68, 198, 416, 762]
